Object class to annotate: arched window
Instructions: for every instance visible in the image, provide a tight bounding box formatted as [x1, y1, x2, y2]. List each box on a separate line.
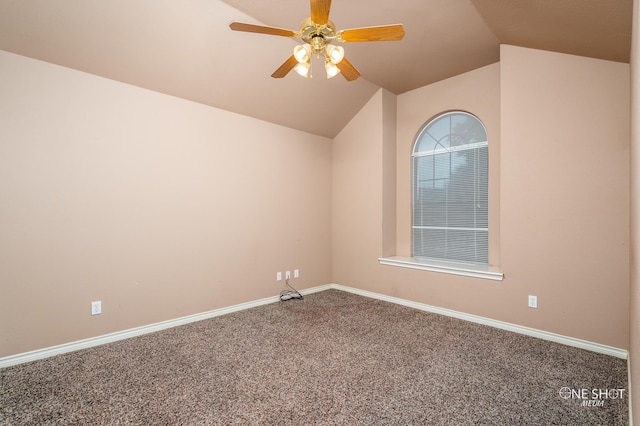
[412, 111, 488, 264]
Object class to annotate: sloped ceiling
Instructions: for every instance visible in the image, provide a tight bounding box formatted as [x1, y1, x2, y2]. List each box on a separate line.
[0, 0, 632, 138]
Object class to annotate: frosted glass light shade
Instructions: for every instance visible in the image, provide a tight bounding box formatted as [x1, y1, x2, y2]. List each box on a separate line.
[324, 60, 340, 78]
[293, 44, 312, 63]
[325, 45, 345, 64]
[294, 61, 311, 77]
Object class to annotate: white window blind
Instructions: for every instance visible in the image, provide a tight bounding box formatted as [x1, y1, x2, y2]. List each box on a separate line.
[412, 112, 488, 264]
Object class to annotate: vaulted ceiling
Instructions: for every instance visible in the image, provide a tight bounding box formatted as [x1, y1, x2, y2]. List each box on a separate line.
[0, 0, 632, 138]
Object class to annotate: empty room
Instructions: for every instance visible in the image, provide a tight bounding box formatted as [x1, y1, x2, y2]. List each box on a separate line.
[1, 0, 639, 424]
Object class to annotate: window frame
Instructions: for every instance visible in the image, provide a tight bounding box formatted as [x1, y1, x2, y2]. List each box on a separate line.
[412, 110, 489, 271]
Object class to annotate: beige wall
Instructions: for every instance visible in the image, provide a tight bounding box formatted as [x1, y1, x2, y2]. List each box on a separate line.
[333, 46, 630, 350]
[332, 90, 385, 282]
[500, 45, 629, 347]
[0, 50, 332, 358]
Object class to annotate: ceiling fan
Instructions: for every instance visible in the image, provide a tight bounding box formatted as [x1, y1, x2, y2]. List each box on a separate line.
[229, 0, 405, 81]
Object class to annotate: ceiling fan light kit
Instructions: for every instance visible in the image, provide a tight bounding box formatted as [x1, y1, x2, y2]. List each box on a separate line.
[229, 0, 405, 81]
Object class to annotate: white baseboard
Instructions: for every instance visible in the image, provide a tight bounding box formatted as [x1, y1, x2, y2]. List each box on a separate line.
[0, 284, 332, 369]
[330, 283, 628, 359]
[629, 357, 634, 426]
[0, 282, 627, 369]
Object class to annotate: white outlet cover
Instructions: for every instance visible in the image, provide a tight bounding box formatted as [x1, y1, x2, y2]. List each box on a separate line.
[528, 295, 537, 308]
[276, 272, 282, 281]
[91, 301, 102, 315]
[294, 269, 299, 278]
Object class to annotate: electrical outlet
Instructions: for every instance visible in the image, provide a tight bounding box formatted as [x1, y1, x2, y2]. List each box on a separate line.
[276, 272, 282, 281]
[294, 269, 299, 278]
[285, 271, 291, 280]
[91, 301, 102, 315]
[528, 295, 537, 308]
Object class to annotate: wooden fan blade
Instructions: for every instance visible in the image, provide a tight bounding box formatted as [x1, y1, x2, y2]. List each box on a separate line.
[310, 0, 331, 25]
[336, 57, 360, 81]
[339, 24, 405, 42]
[271, 55, 299, 78]
[229, 22, 296, 38]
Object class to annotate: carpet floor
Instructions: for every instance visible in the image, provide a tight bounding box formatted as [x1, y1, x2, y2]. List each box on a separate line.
[0, 289, 629, 425]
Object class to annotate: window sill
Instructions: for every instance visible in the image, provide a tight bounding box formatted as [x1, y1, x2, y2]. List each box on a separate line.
[378, 256, 504, 281]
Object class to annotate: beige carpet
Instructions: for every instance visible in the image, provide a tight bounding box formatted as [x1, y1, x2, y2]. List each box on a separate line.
[0, 289, 629, 425]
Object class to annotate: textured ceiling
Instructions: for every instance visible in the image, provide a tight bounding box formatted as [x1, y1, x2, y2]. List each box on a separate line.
[0, 0, 632, 138]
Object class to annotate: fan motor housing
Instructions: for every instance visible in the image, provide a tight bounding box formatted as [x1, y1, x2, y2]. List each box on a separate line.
[299, 18, 336, 52]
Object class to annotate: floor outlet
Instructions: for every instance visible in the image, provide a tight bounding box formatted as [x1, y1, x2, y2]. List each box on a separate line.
[528, 295, 537, 308]
[91, 301, 102, 315]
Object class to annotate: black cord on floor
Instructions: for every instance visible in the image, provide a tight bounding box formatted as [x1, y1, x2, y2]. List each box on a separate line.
[279, 278, 303, 301]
